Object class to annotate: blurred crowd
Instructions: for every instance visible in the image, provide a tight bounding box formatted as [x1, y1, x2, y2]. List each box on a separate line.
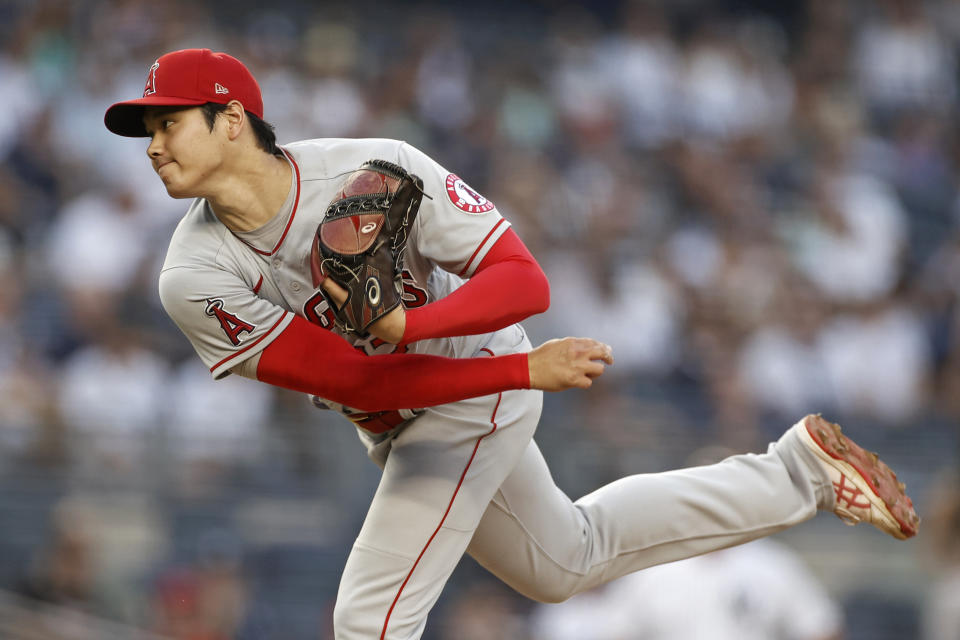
[1, 0, 960, 638]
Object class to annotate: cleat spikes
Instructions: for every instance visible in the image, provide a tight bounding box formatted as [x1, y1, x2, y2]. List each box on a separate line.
[793, 414, 919, 540]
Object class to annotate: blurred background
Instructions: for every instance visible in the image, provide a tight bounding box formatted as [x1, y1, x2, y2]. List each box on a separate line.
[0, 0, 959, 638]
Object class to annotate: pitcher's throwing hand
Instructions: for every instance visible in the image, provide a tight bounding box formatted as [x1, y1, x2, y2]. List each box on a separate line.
[529, 338, 613, 391]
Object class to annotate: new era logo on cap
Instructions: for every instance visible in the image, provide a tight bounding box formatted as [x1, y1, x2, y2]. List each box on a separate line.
[103, 48, 264, 137]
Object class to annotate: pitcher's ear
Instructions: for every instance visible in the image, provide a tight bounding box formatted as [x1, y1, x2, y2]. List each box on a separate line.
[222, 100, 246, 140]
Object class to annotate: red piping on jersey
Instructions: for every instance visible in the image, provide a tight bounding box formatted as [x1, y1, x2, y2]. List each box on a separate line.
[233, 148, 302, 256]
[380, 351, 501, 640]
[210, 311, 290, 373]
[252, 275, 264, 294]
[458, 218, 506, 277]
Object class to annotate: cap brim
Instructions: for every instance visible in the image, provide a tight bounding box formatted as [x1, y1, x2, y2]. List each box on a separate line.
[104, 96, 207, 137]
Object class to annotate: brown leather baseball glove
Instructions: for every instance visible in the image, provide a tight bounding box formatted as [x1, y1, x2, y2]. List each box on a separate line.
[311, 159, 424, 337]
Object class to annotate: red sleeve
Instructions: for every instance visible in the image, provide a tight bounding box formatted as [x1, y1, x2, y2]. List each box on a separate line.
[401, 228, 549, 344]
[256, 315, 530, 411]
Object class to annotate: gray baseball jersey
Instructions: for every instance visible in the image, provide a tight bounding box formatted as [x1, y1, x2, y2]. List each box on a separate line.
[159, 138, 512, 426]
[157, 138, 831, 640]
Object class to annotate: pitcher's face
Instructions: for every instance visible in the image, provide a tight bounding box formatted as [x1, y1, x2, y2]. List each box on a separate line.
[143, 106, 225, 199]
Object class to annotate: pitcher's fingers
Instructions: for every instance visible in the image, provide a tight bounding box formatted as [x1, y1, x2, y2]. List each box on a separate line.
[573, 375, 594, 389]
[321, 278, 348, 305]
[601, 344, 614, 365]
[586, 341, 614, 365]
[584, 360, 606, 379]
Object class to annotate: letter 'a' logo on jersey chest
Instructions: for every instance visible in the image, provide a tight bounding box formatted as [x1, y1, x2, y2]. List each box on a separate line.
[205, 298, 256, 346]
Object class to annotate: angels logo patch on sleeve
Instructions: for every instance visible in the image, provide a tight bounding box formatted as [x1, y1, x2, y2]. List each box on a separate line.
[445, 174, 495, 214]
[205, 298, 256, 345]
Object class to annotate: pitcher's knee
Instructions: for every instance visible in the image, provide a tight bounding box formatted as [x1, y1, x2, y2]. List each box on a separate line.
[518, 575, 581, 604]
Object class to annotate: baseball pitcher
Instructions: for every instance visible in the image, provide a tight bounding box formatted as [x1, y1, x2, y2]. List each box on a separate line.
[104, 49, 919, 640]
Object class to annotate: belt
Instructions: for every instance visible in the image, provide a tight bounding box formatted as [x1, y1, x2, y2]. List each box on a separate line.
[346, 409, 411, 434]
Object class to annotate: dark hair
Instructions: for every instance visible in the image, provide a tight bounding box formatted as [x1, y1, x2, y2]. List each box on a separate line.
[200, 102, 279, 155]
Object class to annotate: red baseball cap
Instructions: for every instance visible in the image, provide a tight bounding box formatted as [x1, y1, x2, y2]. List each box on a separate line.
[104, 48, 263, 137]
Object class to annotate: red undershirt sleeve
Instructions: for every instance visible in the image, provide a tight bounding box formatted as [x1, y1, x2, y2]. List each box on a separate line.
[400, 228, 549, 344]
[256, 314, 530, 411]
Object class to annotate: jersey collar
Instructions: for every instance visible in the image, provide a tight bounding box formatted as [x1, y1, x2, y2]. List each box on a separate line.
[231, 147, 301, 256]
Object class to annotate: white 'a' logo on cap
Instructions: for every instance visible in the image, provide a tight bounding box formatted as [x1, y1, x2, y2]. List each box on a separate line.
[143, 61, 159, 96]
[214, 83, 229, 95]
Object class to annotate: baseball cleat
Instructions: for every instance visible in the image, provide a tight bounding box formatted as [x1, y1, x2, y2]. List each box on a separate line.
[794, 414, 919, 540]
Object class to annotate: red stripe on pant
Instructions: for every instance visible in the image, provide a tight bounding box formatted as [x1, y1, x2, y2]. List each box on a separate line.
[379, 387, 502, 639]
